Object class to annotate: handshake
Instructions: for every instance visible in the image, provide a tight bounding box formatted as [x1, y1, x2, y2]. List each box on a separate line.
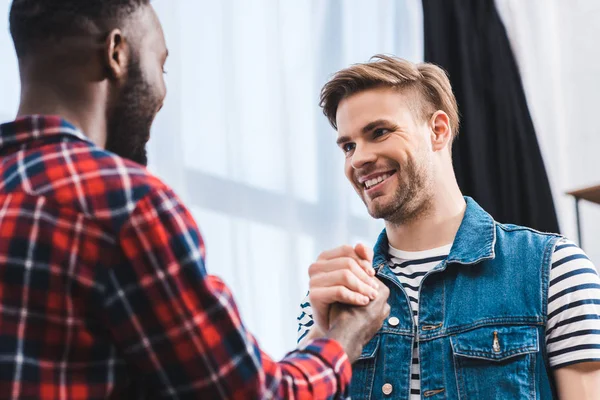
[303, 243, 390, 362]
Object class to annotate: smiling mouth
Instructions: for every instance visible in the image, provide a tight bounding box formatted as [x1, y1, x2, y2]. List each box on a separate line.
[363, 172, 394, 190]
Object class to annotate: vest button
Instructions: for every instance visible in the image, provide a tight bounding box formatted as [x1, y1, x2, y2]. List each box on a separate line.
[382, 383, 393, 395]
[388, 316, 400, 327]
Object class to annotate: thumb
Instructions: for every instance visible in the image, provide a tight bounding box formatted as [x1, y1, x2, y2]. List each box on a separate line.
[355, 242, 374, 263]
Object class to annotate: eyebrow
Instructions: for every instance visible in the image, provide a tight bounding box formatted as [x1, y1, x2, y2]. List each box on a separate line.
[336, 119, 393, 146]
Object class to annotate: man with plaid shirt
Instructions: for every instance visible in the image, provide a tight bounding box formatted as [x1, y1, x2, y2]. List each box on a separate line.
[0, 1, 390, 399]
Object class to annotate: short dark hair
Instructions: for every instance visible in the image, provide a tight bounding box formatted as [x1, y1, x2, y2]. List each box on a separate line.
[9, 0, 150, 57]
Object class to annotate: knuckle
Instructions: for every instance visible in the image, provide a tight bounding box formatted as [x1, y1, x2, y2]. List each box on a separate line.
[383, 304, 391, 316]
[342, 257, 354, 269]
[341, 269, 354, 283]
[308, 262, 320, 276]
[308, 273, 322, 286]
[341, 244, 353, 254]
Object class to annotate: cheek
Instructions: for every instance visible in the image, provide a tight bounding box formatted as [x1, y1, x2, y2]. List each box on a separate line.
[147, 63, 166, 101]
[158, 71, 167, 98]
[153, 70, 166, 101]
[344, 159, 354, 183]
[392, 142, 417, 165]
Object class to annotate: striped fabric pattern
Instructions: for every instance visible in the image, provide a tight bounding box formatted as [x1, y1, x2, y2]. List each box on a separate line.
[297, 238, 600, 397]
[297, 300, 315, 343]
[547, 238, 600, 368]
[388, 244, 452, 400]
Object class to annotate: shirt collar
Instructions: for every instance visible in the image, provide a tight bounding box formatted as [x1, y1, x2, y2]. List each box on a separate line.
[0, 115, 94, 150]
[373, 196, 496, 268]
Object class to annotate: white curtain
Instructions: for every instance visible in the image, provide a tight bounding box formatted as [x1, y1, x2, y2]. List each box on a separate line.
[146, 0, 424, 359]
[495, 0, 600, 266]
[149, 0, 424, 359]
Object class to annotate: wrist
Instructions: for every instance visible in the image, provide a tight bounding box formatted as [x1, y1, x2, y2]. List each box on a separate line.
[326, 320, 363, 363]
[298, 326, 325, 346]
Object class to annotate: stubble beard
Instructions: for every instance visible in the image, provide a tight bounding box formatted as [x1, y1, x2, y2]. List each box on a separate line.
[361, 159, 434, 226]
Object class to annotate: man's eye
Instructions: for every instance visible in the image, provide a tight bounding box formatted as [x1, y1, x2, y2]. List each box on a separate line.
[342, 143, 355, 153]
[373, 128, 389, 138]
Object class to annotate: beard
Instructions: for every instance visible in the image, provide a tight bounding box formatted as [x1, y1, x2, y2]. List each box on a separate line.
[360, 156, 433, 225]
[105, 59, 160, 166]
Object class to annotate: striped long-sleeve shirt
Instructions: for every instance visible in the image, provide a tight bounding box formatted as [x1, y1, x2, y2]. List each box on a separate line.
[298, 238, 600, 399]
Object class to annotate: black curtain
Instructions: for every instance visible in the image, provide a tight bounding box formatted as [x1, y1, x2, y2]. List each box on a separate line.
[422, 0, 560, 233]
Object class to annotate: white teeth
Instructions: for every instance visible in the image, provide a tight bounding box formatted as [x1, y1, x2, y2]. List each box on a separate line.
[364, 173, 392, 189]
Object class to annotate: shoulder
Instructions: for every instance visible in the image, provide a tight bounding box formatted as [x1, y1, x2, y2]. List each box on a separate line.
[549, 238, 596, 281]
[38, 141, 171, 228]
[494, 222, 562, 260]
[546, 238, 600, 368]
[496, 222, 561, 239]
[76, 145, 166, 200]
[550, 238, 588, 261]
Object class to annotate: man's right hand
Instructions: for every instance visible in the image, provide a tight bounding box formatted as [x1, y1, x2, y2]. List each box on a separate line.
[326, 280, 390, 362]
[308, 244, 380, 332]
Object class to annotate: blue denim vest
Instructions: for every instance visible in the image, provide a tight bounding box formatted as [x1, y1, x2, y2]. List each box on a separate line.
[351, 197, 560, 399]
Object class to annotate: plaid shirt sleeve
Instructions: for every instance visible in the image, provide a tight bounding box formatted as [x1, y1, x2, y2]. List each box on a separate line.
[100, 186, 351, 399]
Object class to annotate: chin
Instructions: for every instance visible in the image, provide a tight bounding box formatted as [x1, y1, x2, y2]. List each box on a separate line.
[365, 199, 391, 219]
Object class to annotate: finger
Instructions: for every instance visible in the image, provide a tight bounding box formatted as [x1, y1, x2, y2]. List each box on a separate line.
[359, 258, 376, 277]
[309, 258, 379, 289]
[383, 302, 391, 318]
[375, 278, 390, 299]
[317, 245, 375, 277]
[354, 243, 374, 263]
[310, 269, 378, 300]
[317, 245, 360, 261]
[310, 286, 370, 307]
[354, 243, 376, 277]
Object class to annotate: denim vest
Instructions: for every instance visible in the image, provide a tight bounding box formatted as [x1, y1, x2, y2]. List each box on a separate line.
[351, 197, 560, 399]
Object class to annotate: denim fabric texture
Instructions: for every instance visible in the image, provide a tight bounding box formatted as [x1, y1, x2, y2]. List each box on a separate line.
[351, 197, 560, 399]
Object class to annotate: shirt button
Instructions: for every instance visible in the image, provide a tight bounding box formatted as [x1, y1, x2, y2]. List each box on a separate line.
[388, 316, 400, 327]
[382, 383, 393, 395]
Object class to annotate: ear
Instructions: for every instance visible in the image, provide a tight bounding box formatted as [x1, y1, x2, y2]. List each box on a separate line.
[429, 110, 452, 152]
[104, 29, 129, 80]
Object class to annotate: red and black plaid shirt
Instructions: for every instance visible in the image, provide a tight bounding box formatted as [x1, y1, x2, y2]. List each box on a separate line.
[0, 116, 351, 399]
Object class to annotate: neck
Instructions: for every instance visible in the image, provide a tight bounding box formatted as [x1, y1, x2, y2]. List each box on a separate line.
[385, 177, 466, 252]
[17, 67, 109, 148]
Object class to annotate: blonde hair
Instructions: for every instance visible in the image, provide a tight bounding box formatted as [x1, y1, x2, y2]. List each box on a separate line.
[320, 54, 460, 139]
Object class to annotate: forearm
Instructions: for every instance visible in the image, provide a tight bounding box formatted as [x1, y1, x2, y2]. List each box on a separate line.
[204, 276, 352, 399]
[264, 338, 351, 400]
[113, 190, 352, 398]
[554, 363, 600, 400]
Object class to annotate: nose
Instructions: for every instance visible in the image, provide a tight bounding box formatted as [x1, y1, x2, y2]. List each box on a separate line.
[351, 143, 377, 170]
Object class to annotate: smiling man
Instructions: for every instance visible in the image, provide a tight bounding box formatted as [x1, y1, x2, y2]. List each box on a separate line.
[297, 55, 600, 399]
